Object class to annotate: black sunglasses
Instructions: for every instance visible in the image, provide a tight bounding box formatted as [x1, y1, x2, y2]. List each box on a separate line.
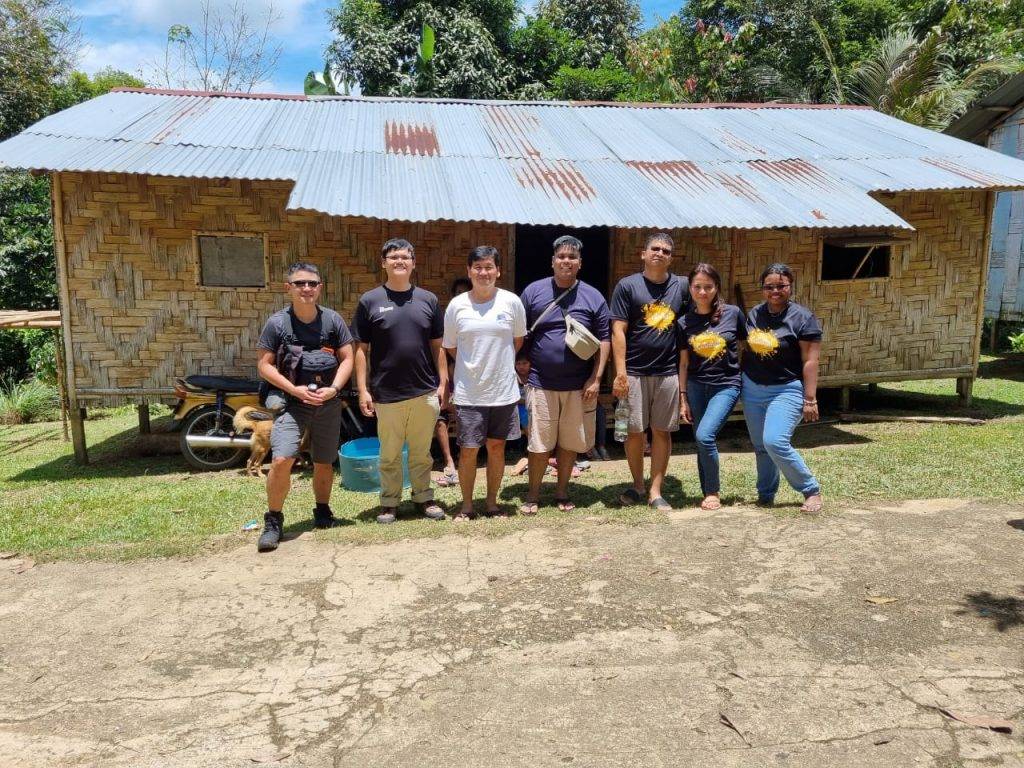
[290, 280, 321, 288]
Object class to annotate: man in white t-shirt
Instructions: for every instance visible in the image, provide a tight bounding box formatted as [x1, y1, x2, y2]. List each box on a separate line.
[443, 246, 527, 520]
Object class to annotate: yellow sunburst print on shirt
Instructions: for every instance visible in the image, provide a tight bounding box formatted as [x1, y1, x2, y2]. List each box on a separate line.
[642, 301, 676, 332]
[747, 328, 780, 358]
[690, 331, 727, 360]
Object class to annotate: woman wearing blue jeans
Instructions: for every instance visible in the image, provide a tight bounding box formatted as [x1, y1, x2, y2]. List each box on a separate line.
[677, 263, 746, 511]
[741, 263, 824, 514]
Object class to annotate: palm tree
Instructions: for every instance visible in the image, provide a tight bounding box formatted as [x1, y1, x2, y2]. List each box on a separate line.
[844, 27, 1018, 130]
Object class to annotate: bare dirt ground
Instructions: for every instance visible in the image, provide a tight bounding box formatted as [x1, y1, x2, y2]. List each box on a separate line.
[2, 499, 1023, 767]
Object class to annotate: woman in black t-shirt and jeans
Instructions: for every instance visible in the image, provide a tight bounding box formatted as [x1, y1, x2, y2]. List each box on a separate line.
[677, 263, 745, 511]
[741, 264, 824, 514]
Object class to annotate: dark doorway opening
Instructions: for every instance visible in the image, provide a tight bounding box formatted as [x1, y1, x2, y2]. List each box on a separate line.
[514, 225, 611, 297]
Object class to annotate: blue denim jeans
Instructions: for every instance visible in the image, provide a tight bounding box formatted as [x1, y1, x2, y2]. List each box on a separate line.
[686, 380, 740, 496]
[741, 374, 821, 501]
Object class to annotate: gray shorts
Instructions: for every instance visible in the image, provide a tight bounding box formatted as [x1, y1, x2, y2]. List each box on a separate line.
[270, 398, 342, 464]
[627, 374, 680, 433]
[455, 403, 520, 448]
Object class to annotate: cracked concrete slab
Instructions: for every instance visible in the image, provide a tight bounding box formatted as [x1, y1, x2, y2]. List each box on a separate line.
[1, 500, 1022, 767]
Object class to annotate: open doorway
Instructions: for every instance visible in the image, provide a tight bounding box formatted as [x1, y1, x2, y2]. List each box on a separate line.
[514, 225, 611, 297]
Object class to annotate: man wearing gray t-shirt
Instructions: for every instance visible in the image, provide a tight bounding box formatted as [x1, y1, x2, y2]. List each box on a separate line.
[254, 262, 354, 553]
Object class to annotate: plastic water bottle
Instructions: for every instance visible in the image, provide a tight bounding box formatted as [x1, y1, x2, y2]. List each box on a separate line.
[614, 399, 630, 442]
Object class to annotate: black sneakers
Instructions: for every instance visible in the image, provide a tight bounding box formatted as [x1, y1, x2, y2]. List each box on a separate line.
[257, 511, 284, 552]
[313, 504, 344, 529]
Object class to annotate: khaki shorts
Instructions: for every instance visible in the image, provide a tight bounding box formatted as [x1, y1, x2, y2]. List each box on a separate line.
[626, 375, 680, 433]
[525, 386, 596, 454]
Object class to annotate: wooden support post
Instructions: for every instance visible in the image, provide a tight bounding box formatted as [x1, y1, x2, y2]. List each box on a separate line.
[840, 386, 851, 411]
[138, 402, 151, 434]
[52, 172, 84, 462]
[988, 319, 999, 353]
[956, 376, 974, 407]
[70, 406, 88, 464]
[54, 330, 69, 442]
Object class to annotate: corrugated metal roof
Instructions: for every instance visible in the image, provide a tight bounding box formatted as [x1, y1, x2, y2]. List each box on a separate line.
[4, 87, 1024, 230]
[946, 73, 1024, 144]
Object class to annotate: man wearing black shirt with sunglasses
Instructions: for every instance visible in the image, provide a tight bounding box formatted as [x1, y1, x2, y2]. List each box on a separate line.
[254, 262, 354, 552]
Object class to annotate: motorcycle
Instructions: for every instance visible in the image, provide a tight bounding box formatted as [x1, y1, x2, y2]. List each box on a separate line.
[171, 375, 366, 471]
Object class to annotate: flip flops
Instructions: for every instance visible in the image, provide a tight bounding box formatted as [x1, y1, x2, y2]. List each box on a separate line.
[519, 500, 539, 516]
[436, 469, 458, 487]
[800, 495, 824, 514]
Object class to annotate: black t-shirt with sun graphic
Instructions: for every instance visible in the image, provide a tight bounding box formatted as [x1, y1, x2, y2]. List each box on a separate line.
[610, 272, 690, 376]
[741, 301, 823, 385]
[676, 303, 746, 387]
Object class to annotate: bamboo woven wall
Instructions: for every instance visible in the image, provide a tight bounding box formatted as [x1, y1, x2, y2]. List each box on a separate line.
[57, 172, 512, 398]
[57, 172, 987, 400]
[610, 189, 990, 385]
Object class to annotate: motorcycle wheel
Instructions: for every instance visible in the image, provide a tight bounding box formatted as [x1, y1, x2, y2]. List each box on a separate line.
[179, 405, 247, 471]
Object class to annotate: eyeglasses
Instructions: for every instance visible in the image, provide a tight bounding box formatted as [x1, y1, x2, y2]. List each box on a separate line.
[762, 283, 791, 292]
[648, 246, 672, 255]
[385, 254, 413, 262]
[290, 280, 321, 288]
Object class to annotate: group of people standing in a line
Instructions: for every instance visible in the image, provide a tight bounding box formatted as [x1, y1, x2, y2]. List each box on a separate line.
[252, 232, 824, 553]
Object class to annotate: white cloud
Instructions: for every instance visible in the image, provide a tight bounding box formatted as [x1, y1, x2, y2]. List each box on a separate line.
[78, 39, 166, 80]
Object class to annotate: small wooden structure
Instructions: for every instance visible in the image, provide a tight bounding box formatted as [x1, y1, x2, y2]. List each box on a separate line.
[2, 89, 1023, 463]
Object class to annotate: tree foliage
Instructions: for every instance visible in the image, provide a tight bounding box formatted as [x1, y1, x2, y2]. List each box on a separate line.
[0, 171, 54, 310]
[549, 56, 639, 101]
[327, 0, 520, 97]
[625, 14, 757, 102]
[535, 0, 641, 67]
[52, 67, 145, 110]
[848, 25, 1018, 129]
[0, 0, 77, 140]
[901, 0, 1024, 71]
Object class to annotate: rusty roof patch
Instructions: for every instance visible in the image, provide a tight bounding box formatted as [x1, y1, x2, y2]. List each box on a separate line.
[626, 160, 716, 191]
[748, 159, 834, 188]
[713, 172, 763, 203]
[514, 157, 595, 202]
[483, 106, 543, 158]
[921, 157, 1004, 187]
[385, 121, 440, 156]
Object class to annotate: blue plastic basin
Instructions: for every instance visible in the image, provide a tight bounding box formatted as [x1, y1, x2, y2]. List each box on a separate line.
[338, 437, 410, 493]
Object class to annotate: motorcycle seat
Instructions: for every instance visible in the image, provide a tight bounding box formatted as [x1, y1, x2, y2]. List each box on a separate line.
[182, 375, 261, 393]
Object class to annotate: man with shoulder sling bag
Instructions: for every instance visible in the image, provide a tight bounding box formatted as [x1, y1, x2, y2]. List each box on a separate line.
[254, 262, 355, 552]
[518, 235, 611, 515]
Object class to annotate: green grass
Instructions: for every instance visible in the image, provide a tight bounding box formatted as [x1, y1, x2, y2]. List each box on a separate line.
[1, 354, 1022, 562]
[0, 378, 59, 424]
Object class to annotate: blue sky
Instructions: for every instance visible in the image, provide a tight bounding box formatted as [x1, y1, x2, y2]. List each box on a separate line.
[74, 1, 681, 94]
